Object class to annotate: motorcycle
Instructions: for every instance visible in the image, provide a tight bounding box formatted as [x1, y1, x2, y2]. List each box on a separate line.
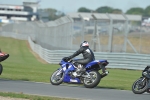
[50, 57, 109, 88]
[0, 49, 9, 75]
[132, 66, 150, 94]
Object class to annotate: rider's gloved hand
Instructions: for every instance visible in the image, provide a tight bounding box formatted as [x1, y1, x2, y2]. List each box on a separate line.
[66, 56, 71, 61]
[63, 57, 71, 61]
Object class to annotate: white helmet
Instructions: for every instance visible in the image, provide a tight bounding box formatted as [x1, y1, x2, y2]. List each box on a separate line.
[80, 41, 89, 47]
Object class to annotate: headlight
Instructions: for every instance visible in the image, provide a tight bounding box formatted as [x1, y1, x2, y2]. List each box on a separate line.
[143, 71, 147, 76]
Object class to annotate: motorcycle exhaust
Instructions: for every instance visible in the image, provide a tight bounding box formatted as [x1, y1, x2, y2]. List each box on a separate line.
[101, 71, 109, 78]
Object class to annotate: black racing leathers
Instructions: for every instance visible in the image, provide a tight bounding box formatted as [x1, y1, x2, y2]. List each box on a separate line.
[69, 46, 95, 65]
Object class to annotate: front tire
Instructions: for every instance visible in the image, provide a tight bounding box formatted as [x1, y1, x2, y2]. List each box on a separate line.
[0, 64, 3, 75]
[83, 70, 101, 88]
[132, 77, 148, 94]
[50, 69, 64, 85]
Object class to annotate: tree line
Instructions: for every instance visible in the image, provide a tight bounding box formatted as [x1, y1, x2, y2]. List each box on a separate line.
[78, 6, 150, 16]
[40, 5, 150, 21]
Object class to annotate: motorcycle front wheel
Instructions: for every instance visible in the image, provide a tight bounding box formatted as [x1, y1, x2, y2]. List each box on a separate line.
[0, 64, 3, 75]
[132, 77, 148, 94]
[83, 70, 101, 88]
[50, 69, 64, 85]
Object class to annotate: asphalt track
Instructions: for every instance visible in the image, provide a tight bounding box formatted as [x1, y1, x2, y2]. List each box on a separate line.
[0, 78, 149, 100]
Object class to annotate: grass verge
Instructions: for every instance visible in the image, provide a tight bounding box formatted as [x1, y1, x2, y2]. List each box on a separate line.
[0, 36, 142, 98]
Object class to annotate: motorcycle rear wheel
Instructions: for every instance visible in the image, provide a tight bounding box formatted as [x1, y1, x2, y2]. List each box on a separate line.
[50, 69, 64, 85]
[83, 70, 101, 88]
[132, 77, 148, 94]
[0, 64, 3, 75]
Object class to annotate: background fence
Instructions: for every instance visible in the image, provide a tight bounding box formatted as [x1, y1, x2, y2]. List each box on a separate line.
[1, 13, 150, 54]
[0, 13, 150, 70]
[71, 13, 150, 54]
[0, 16, 74, 50]
[28, 36, 150, 70]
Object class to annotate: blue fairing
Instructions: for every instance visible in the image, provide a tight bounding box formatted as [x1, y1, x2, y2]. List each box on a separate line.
[63, 74, 81, 83]
[59, 59, 81, 83]
[85, 60, 107, 68]
[61, 62, 75, 74]
[99, 60, 107, 62]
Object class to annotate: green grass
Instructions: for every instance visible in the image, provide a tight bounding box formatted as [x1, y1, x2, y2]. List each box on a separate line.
[0, 36, 59, 82]
[0, 36, 142, 99]
[98, 68, 141, 90]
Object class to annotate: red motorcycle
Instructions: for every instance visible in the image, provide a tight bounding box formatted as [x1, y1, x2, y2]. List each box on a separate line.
[0, 49, 9, 75]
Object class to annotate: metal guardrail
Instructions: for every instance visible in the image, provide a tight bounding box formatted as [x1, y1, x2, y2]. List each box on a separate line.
[28, 37, 149, 70]
[0, 32, 28, 40]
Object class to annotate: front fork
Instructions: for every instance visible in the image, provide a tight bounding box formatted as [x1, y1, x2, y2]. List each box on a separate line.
[56, 68, 63, 76]
[139, 77, 150, 93]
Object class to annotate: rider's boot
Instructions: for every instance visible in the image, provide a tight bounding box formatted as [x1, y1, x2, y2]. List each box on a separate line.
[76, 64, 86, 76]
[72, 62, 85, 77]
[78, 64, 86, 71]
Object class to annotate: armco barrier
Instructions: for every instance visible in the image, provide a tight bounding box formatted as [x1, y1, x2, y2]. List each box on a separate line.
[28, 37, 150, 70]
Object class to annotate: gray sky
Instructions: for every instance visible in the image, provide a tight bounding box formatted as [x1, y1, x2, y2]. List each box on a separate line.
[0, 0, 150, 13]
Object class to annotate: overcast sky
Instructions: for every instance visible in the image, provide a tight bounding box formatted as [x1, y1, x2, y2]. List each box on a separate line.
[0, 0, 150, 13]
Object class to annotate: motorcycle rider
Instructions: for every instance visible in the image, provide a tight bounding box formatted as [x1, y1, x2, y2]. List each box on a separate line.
[66, 41, 95, 73]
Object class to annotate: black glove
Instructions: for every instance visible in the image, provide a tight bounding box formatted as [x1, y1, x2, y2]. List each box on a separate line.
[63, 57, 71, 61]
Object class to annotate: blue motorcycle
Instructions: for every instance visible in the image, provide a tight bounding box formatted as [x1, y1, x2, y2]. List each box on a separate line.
[50, 57, 109, 88]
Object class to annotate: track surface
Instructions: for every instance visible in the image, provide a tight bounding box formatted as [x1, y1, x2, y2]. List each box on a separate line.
[0, 79, 149, 100]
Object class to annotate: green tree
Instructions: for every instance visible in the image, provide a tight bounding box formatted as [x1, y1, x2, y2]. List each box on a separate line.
[112, 9, 122, 14]
[44, 8, 58, 20]
[40, 8, 65, 21]
[78, 7, 92, 12]
[126, 7, 144, 15]
[95, 6, 113, 13]
[143, 5, 150, 16]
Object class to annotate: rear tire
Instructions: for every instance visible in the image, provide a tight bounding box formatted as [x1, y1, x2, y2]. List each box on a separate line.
[0, 64, 3, 75]
[132, 77, 148, 94]
[83, 70, 101, 88]
[50, 69, 64, 85]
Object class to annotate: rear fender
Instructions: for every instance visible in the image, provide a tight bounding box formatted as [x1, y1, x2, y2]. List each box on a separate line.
[99, 60, 109, 66]
[0, 54, 9, 62]
[85, 60, 108, 73]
